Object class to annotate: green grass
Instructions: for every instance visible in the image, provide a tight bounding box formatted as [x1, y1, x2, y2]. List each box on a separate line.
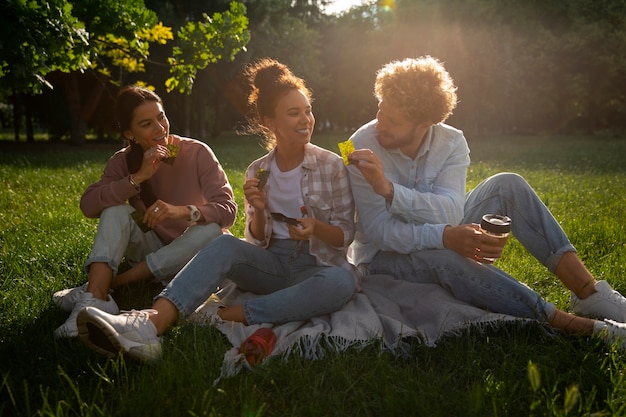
[1, 132, 625, 416]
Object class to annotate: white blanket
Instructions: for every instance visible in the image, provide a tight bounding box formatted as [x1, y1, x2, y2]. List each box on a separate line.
[188, 274, 522, 381]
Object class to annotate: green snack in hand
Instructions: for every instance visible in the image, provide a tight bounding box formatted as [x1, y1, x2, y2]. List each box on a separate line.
[130, 209, 152, 233]
[255, 168, 270, 189]
[338, 140, 355, 166]
[162, 144, 179, 165]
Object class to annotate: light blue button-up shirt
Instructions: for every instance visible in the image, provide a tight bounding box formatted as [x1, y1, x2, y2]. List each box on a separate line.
[347, 120, 470, 266]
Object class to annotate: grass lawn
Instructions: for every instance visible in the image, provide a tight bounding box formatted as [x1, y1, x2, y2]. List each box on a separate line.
[0, 131, 625, 416]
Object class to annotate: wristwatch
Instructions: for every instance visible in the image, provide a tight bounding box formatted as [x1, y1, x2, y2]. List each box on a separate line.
[187, 205, 201, 222]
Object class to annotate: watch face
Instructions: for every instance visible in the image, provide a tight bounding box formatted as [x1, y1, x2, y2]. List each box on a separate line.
[189, 206, 200, 222]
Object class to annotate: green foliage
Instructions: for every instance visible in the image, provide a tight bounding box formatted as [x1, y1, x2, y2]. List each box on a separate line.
[166, 2, 250, 94]
[5, 0, 626, 142]
[0, 0, 90, 92]
[1, 0, 250, 96]
[0, 0, 162, 93]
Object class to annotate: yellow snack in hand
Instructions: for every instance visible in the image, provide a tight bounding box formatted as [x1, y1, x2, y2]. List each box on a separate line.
[338, 140, 355, 166]
[162, 144, 180, 165]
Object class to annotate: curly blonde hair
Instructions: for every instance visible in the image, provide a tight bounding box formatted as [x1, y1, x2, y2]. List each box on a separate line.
[241, 58, 312, 149]
[374, 56, 457, 125]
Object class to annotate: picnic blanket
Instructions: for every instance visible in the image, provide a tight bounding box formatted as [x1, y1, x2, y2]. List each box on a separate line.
[188, 274, 524, 382]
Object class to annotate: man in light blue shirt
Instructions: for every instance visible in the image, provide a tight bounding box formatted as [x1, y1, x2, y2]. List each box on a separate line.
[347, 56, 626, 327]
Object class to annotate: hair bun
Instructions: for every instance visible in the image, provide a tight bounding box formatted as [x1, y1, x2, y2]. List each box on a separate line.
[253, 59, 290, 91]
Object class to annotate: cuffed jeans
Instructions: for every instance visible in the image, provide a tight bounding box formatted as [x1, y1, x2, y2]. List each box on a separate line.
[464, 172, 576, 272]
[157, 234, 356, 325]
[368, 172, 569, 322]
[84, 205, 223, 285]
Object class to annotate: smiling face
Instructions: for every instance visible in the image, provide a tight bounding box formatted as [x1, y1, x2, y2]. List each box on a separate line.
[124, 100, 170, 150]
[266, 89, 315, 148]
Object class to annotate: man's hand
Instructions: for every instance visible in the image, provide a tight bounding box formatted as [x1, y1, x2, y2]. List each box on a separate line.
[442, 224, 509, 264]
[349, 148, 392, 198]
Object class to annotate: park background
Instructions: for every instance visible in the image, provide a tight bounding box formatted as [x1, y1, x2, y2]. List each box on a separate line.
[2, 1, 626, 416]
[2, 0, 626, 146]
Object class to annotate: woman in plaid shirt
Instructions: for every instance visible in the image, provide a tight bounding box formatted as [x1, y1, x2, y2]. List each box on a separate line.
[75, 58, 358, 361]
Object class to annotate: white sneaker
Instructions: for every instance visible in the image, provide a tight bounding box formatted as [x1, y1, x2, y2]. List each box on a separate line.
[570, 280, 626, 322]
[595, 319, 626, 349]
[77, 307, 162, 362]
[54, 293, 119, 338]
[52, 283, 88, 312]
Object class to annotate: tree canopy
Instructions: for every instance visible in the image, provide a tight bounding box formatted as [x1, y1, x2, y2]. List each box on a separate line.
[2, 0, 626, 144]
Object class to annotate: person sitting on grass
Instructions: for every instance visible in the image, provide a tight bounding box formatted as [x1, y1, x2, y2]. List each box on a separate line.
[345, 56, 626, 347]
[52, 86, 237, 338]
[75, 58, 358, 361]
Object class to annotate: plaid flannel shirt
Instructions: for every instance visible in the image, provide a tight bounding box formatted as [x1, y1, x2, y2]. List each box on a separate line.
[244, 143, 358, 280]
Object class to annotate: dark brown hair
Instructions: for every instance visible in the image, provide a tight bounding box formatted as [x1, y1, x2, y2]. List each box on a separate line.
[115, 85, 162, 206]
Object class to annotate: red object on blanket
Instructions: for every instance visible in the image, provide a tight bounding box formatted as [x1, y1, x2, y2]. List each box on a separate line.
[239, 328, 277, 366]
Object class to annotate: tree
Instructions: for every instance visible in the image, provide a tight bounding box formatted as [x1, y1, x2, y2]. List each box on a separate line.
[165, 2, 250, 94]
[0, 0, 249, 144]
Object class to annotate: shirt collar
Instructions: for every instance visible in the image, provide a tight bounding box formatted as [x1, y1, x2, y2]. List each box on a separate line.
[302, 143, 318, 171]
[263, 143, 318, 171]
[417, 125, 435, 158]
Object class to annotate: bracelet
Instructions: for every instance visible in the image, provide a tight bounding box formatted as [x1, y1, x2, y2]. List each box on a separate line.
[129, 175, 141, 190]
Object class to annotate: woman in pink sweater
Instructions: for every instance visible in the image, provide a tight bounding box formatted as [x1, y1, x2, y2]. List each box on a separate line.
[52, 86, 237, 338]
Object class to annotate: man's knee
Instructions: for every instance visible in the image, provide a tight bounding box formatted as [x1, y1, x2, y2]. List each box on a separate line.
[486, 172, 529, 193]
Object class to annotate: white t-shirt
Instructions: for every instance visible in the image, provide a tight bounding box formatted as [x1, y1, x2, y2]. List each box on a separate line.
[266, 158, 305, 239]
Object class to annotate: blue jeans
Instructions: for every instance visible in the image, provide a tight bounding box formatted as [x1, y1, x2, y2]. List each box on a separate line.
[464, 172, 576, 272]
[157, 234, 356, 325]
[85, 205, 223, 285]
[368, 249, 555, 321]
[368, 172, 566, 322]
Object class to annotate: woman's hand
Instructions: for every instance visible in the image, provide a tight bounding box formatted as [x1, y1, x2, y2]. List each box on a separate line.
[442, 224, 508, 264]
[288, 217, 316, 241]
[244, 177, 268, 240]
[289, 217, 345, 247]
[144, 200, 188, 228]
[243, 177, 266, 211]
[134, 145, 170, 183]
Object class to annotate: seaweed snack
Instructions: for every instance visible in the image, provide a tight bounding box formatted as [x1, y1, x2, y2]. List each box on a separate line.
[130, 209, 152, 232]
[162, 143, 180, 165]
[270, 212, 299, 225]
[338, 139, 355, 166]
[255, 168, 270, 189]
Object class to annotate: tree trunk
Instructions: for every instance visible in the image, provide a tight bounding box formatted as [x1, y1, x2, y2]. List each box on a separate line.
[182, 93, 191, 137]
[211, 101, 221, 139]
[48, 70, 110, 146]
[11, 90, 20, 142]
[25, 94, 34, 143]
